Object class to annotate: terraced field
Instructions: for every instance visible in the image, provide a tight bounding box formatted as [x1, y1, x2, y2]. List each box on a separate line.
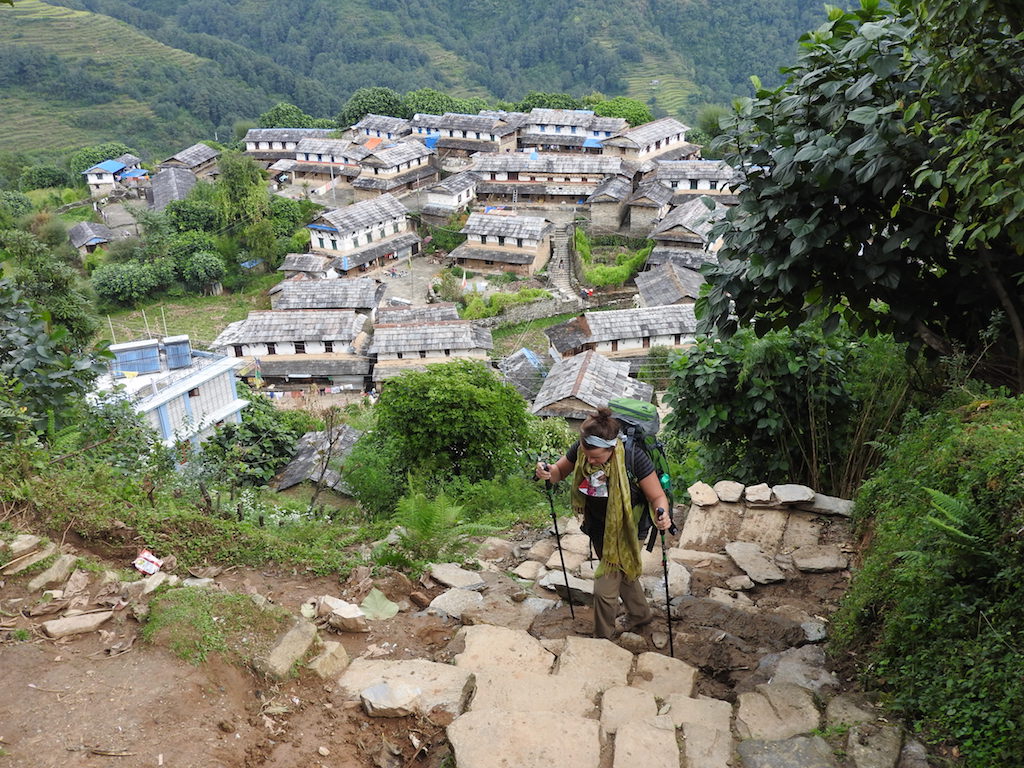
[622, 56, 698, 118]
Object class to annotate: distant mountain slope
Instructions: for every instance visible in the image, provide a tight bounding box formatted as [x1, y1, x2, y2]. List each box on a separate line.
[7, 0, 826, 158]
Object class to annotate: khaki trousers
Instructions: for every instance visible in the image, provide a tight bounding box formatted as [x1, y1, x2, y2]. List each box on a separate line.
[593, 568, 653, 639]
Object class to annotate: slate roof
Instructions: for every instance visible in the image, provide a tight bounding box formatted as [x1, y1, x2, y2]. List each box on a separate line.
[295, 137, 358, 157]
[635, 262, 706, 307]
[584, 304, 699, 343]
[352, 114, 411, 134]
[647, 247, 717, 271]
[244, 128, 334, 143]
[518, 133, 591, 148]
[543, 315, 592, 356]
[435, 137, 500, 152]
[527, 109, 627, 133]
[652, 159, 738, 183]
[150, 167, 197, 210]
[628, 180, 673, 208]
[472, 154, 626, 175]
[255, 354, 371, 377]
[427, 171, 478, 195]
[362, 141, 434, 168]
[531, 351, 653, 418]
[162, 142, 218, 169]
[605, 117, 690, 149]
[350, 164, 437, 191]
[461, 212, 550, 240]
[272, 426, 363, 493]
[369, 320, 493, 355]
[650, 197, 723, 243]
[316, 194, 408, 232]
[269, 159, 298, 172]
[213, 310, 366, 346]
[498, 348, 548, 400]
[449, 245, 535, 266]
[375, 303, 461, 324]
[327, 233, 421, 270]
[115, 153, 142, 167]
[68, 221, 117, 249]
[587, 175, 633, 203]
[270, 279, 386, 310]
[278, 253, 332, 274]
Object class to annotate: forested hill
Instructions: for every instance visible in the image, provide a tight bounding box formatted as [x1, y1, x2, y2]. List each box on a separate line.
[6, 0, 825, 157]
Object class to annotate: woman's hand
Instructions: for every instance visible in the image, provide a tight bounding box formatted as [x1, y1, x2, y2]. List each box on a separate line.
[536, 461, 554, 482]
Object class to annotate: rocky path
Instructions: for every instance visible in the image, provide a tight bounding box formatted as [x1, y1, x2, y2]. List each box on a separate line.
[0, 480, 933, 768]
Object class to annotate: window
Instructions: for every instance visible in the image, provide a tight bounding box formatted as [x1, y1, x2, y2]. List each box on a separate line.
[475, 132, 481, 139]
[330, 239, 338, 249]
[419, 350, 426, 359]
[324, 340, 334, 353]
[498, 236, 505, 246]
[397, 352, 403, 359]
[690, 179, 699, 190]
[188, 388, 200, 398]
[393, 222, 399, 234]
[480, 235, 487, 245]
[266, 343, 276, 355]
[379, 230, 385, 239]
[318, 237, 325, 248]
[642, 336, 651, 349]
[516, 238, 523, 247]
[484, 259, 494, 265]
[233, 345, 243, 357]
[366, 232, 373, 242]
[444, 349, 451, 356]
[611, 341, 618, 352]
[294, 341, 306, 354]
[673, 334, 681, 344]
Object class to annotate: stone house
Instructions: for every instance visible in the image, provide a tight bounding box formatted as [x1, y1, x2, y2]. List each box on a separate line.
[307, 194, 421, 275]
[626, 180, 674, 238]
[99, 336, 247, 452]
[544, 304, 700, 362]
[518, 109, 627, 154]
[450, 212, 552, 276]
[646, 196, 725, 269]
[410, 112, 520, 156]
[531, 350, 653, 422]
[269, 278, 386, 318]
[419, 171, 478, 226]
[212, 309, 371, 391]
[243, 127, 334, 167]
[159, 142, 220, 179]
[472, 154, 633, 206]
[81, 160, 125, 197]
[276, 253, 338, 280]
[601, 117, 699, 168]
[351, 114, 412, 140]
[368, 319, 493, 386]
[291, 137, 363, 188]
[68, 221, 123, 255]
[349, 140, 438, 200]
[649, 159, 740, 196]
[635, 261, 706, 307]
[587, 175, 633, 234]
[374, 303, 461, 325]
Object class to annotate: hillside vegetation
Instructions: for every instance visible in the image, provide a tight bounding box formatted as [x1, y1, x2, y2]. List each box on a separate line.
[8, 0, 824, 158]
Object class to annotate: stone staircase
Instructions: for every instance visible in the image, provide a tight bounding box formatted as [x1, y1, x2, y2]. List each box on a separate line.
[546, 224, 581, 304]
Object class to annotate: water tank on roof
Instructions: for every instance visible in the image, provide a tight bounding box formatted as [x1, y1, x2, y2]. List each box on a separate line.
[163, 335, 193, 369]
[110, 339, 161, 377]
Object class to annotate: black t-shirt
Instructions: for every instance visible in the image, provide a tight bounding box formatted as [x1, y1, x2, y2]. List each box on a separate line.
[565, 440, 655, 557]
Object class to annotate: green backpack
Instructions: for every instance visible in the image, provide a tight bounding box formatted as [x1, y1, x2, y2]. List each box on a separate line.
[608, 397, 676, 550]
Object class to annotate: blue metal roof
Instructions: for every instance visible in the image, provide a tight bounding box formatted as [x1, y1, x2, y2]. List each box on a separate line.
[83, 160, 126, 174]
[583, 137, 604, 148]
[120, 168, 148, 178]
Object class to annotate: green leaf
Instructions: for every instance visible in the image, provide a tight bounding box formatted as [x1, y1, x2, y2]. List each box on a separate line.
[847, 106, 878, 125]
[360, 588, 399, 620]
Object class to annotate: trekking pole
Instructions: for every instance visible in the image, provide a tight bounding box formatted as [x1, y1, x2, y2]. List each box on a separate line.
[657, 507, 674, 658]
[541, 461, 575, 620]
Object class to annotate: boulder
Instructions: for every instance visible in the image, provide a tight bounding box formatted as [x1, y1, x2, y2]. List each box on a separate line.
[429, 562, 487, 590]
[428, 588, 484, 620]
[253, 619, 317, 681]
[687, 481, 720, 506]
[792, 545, 849, 573]
[736, 736, 838, 767]
[713, 480, 745, 503]
[797, 493, 855, 517]
[6, 534, 42, 558]
[744, 483, 774, 504]
[476, 537, 516, 561]
[725, 541, 786, 584]
[772, 484, 816, 504]
[538, 569, 594, 605]
[555, 636, 634, 694]
[322, 597, 369, 633]
[545, 548, 587, 572]
[2, 542, 57, 575]
[307, 641, 349, 678]
[361, 680, 420, 717]
[847, 723, 903, 768]
[512, 560, 545, 580]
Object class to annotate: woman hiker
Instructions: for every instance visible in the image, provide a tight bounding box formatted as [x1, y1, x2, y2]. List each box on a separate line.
[536, 408, 672, 639]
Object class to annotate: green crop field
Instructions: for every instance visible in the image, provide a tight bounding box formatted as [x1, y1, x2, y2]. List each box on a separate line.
[622, 57, 698, 119]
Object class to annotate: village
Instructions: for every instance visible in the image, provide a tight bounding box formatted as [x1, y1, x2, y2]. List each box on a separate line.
[74, 107, 742, 453]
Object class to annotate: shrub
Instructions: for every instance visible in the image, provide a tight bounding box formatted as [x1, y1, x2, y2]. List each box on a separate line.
[92, 261, 160, 305]
[833, 392, 1024, 766]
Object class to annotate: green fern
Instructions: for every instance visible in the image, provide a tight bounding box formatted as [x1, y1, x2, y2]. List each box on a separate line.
[393, 490, 496, 563]
[921, 487, 997, 564]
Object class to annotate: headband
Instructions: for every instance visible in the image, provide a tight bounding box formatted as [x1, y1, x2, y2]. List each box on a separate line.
[582, 434, 618, 448]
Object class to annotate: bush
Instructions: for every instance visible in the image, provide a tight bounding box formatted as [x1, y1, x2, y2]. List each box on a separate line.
[460, 287, 551, 319]
[181, 251, 226, 292]
[92, 261, 160, 305]
[833, 392, 1024, 766]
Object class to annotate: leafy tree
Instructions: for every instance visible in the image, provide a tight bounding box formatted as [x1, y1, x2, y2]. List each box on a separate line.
[695, 104, 730, 136]
[365, 360, 530, 483]
[515, 91, 582, 111]
[92, 261, 161, 305]
[336, 86, 403, 127]
[451, 96, 490, 114]
[0, 279, 105, 439]
[258, 101, 316, 128]
[701, 1, 1024, 392]
[0, 191, 32, 228]
[167, 231, 217, 273]
[214, 151, 268, 227]
[68, 142, 133, 177]
[19, 165, 69, 191]
[181, 251, 226, 292]
[268, 194, 308, 237]
[200, 383, 308, 486]
[592, 97, 652, 126]
[165, 197, 219, 233]
[402, 87, 457, 116]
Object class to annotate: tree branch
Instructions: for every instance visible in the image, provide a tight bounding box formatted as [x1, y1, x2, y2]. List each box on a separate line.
[980, 249, 1024, 393]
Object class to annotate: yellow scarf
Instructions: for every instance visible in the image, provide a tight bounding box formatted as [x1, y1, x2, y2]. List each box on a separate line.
[570, 439, 642, 580]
